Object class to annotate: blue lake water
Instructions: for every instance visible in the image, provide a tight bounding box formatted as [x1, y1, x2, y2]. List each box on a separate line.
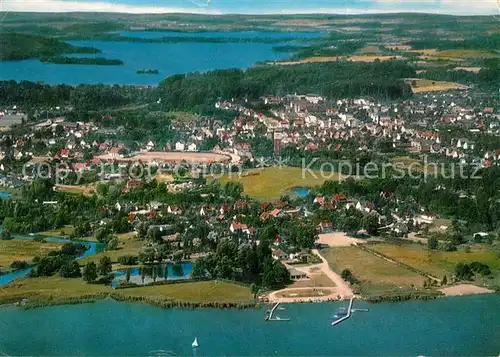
[0, 295, 499, 356]
[0, 31, 318, 85]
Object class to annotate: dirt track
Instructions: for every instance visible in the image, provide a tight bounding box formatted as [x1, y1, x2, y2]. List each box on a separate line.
[97, 151, 231, 164]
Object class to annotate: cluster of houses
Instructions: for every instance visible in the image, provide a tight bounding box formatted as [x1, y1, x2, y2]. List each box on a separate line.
[1, 88, 498, 189]
[217, 91, 499, 166]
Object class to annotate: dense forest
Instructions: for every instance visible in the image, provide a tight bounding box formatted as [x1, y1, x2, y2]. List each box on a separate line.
[415, 58, 500, 89]
[158, 60, 414, 111]
[408, 34, 500, 52]
[40, 56, 124, 66]
[0, 81, 157, 109]
[0, 60, 414, 111]
[0, 33, 100, 60]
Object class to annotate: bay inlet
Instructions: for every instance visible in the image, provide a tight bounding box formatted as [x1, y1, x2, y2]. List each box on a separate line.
[0, 31, 320, 85]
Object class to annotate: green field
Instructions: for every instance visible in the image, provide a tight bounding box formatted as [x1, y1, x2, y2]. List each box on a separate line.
[410, 79, 468, 93]
[321, 246, 425, 296]
[0, 239, 64, 270]
[79, 232, 142, 267]
[0, 277, 252, 306]
[37, 225, 75, 238]
[369, 243, 500, 282]
[432, 49, 499, 60]
[215, 167, 341, 201]
[120, 280, 253, 303]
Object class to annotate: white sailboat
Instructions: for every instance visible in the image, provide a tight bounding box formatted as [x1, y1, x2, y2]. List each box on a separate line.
[192, 338, 199, 348]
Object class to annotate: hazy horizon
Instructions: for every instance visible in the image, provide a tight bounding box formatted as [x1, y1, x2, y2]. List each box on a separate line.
[0, 0, 498, 16]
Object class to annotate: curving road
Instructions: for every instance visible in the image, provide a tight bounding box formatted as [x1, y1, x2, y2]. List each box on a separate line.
[267, 249, 353, 303]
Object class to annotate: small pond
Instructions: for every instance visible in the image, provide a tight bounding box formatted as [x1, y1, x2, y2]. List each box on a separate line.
[294, 187, 310, 198]
[112, 262, 193, 287]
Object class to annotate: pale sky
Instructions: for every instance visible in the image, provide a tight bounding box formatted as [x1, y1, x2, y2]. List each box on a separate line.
[1, 0, 498, 15]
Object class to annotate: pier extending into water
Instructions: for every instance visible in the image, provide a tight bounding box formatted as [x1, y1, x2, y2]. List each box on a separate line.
[266, 302, 290, 321]
[331, 297, 368, 326]
[331, 298, 354, 326]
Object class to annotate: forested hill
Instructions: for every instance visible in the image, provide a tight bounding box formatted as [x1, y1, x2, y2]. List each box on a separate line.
[0, 33, 100, 60]
[158, 60, 414, 111]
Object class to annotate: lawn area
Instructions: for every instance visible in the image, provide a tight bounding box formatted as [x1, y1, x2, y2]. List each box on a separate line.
[0, 276, 109, 304]
[321, 246, 425, 296]
[37, 225, 75, 238]
[0, 277, 252, 305]
[122, 280, 253, 303]
[55, 184, 97, 196]
[214, 167, 341, 201]
[369, 243, 500, 280]
[79, 232, 142, 267]
[410, 79, 468, 93]
[0, 239, 64, 270]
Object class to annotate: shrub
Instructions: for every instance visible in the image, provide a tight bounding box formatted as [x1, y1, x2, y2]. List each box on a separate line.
[117, 255, 138, 266]
[10, 260, 28, 270]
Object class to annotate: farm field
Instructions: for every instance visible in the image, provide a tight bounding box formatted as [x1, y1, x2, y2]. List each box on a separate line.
[410, 79, 468, 93]
[347, 55, 405, 62]
[272, 54, 404, 66]
[453, 66, 483, 73]
[321, 246, 425, 296]
[431, 49, 498, 60]
[0, 239, 64, 270]
[55, 184, 97, 196]
[215, 167, 341, 201]
[369, 243, 500, 280]
[97, 151, 231, 164]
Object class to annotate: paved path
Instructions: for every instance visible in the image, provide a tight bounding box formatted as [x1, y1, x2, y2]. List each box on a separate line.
[267, 249, 353, 303]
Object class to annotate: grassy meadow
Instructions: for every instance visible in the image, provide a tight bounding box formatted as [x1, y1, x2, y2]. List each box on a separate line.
[214, 167, 340, 201]
[0, 239, 64, 270]
[37, 225, 75, 238]
[410, 79, 468, 93]
[369, 243, 500, 282]
[321, 246, 425, 296]
[0, 277, 252, 306]
[79, 232, 142, 267]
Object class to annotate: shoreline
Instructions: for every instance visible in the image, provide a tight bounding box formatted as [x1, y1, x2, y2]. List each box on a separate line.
[3, 293, 259, 311]
[2, 285, 496, 311]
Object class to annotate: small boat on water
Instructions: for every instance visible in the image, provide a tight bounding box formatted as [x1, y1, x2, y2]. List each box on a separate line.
[192, 338, 199, 348]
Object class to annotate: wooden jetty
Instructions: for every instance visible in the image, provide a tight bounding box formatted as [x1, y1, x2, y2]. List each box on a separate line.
[331, 297, 368, 326]
[266, 302, 290, 321]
